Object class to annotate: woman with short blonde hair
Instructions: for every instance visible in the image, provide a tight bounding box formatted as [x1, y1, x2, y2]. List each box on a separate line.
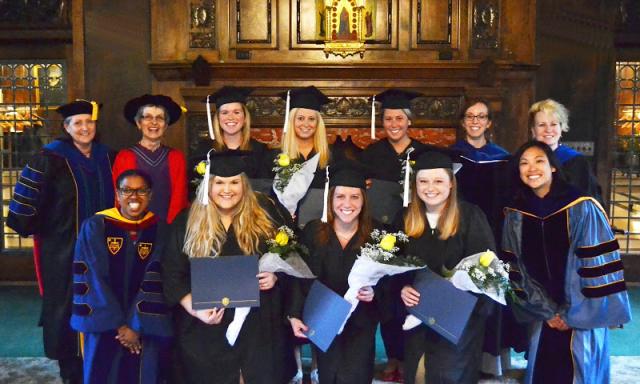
[528, 98, 603, 204]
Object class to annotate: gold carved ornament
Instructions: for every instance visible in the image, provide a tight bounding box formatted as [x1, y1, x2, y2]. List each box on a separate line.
[323, 0, 366, 58]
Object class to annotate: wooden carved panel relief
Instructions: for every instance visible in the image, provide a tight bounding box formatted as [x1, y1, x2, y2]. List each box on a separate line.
[472, 0, 500, 49]
[190, 0, 216, 49]
[231, 0, 276, 48]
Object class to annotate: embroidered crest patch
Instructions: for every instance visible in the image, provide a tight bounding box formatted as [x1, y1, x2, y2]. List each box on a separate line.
[138, 242, 153, 260]
[107, 237, 123, 255]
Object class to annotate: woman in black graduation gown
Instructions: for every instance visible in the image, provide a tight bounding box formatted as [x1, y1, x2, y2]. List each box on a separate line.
[273, 86, 333, 188]
[162, 152, 295, 384]
[359, 89, 428, 381]
[191, 86, 269, 180]
[359, 89, 428, 183]
[287, 164, 382, 384]
[397, 150, 495, 384]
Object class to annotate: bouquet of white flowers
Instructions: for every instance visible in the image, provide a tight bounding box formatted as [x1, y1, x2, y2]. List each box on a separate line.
[448, 250, 512, 305]
[403, 250, 512, 331]
[227, 226, 314, 346]
[272, 153, 320, 215]
[340, 230, 425, 333]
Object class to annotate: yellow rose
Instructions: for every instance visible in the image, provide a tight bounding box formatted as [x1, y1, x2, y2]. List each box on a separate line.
[479, 250, 496, 267]
[275, 231, 289, 246]
[409, 160, 416, 166]
[379, 234, 396, 251]
[195, 161, 207, 176]
[278, 153, 290, 167]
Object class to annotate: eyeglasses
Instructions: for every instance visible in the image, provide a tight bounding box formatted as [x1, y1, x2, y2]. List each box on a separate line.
[118, 188, 151, 197]
[464, 114, 489, 121]
[141, 115, 166, 124]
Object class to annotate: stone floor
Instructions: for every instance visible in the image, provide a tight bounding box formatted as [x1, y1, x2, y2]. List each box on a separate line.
[2, 356, 638, 384]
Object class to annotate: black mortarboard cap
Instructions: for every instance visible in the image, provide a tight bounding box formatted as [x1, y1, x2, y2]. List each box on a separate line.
[206, 86, 254, 109]
[329, 160, 369, 189]
[282, 86, 330, 111]
[209, 150, 250, 177]
[123, 94, 184, 125]
[57, 100, 100, 119]
[410, 147, 462, 173]
[374, 89, 423, 110]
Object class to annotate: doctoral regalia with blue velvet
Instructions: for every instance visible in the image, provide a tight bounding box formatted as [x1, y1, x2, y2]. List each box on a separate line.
[502, 180, 631, 384]
[450, 140, 510, 238]
[7, 138, 114, 361]
[554, 145, 603, 206]
[71, 208, 172, 384]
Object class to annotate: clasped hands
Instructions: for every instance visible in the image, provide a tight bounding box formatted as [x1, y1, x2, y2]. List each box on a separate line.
[546, 314, 569, 331]
[116, 325, 141, 354]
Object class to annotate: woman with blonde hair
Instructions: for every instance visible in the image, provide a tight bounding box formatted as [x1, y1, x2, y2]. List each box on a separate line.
[396, 149, 495, 384]
[278, 86, 332, 187]
[192, 86, 269, 179]
[529, 98, 602, 204]
[163, 152, 295, 384]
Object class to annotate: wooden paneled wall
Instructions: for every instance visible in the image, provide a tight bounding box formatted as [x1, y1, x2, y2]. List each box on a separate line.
[149, 0, 537, 155]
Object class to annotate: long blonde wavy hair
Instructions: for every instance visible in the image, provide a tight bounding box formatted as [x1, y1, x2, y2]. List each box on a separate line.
[403, 169, 460, 240]
[281, 108, 330, 168]
[183, 173, 276, 257]
[212, 103, 253, 151]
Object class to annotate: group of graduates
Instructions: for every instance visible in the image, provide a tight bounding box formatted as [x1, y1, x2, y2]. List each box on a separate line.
[6, 85, 632, 384]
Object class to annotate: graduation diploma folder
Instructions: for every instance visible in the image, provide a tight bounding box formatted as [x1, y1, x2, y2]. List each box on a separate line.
[190, 255, 260, 310]
[407, 268, 478, 344]
[302, 281, 351, 352]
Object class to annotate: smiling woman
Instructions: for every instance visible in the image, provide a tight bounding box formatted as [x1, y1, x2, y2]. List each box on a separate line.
[287, 163, 382, 384]
[503, 140, 631, 384]
[162, 151, 297, 383]
[7, 99, 115, 383]
[395, 149, 496, 384]
[191, 86, 270, 180]
[112, 94, 189, 224]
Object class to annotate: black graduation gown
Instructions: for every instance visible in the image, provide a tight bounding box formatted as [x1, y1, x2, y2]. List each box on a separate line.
[289, 219, 381, 384]
[7, 140, 114, 361]
[393, 201, 496, 384]
[561, 154, 604, 206]
[359, 139, 427, 182]
[162, 193, 296, 384]
[190, 139, 269, 178]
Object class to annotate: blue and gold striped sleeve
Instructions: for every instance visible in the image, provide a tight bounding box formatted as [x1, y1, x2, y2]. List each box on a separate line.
[566, 200, 632, 329]
[7, 155, 48, 236]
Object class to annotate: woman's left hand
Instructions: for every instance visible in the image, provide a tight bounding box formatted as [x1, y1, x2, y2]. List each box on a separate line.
[257, 272, 278, 290]
[357, 286, 374, 302]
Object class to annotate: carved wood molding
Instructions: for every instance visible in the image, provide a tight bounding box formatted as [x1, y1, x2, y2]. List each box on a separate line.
[150, 61, 537, 82]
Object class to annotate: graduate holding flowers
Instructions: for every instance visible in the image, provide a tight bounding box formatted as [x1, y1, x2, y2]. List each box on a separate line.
[287, 163, 383, 384]
[395, 149, 496, 384]
[271, 86, 333, 218]
[162, 151, 296, 384]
